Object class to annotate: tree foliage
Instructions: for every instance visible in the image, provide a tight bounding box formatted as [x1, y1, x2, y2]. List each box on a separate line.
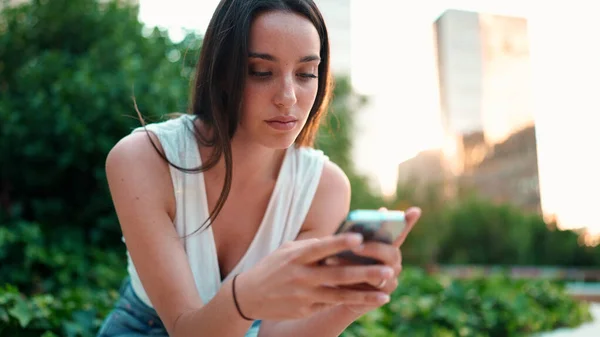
[314, 77, 386, 210]
[0, 0, 200, 246]
[391, 181, 600, 267]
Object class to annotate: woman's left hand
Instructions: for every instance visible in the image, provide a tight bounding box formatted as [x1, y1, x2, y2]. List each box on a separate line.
[339, 206, 422, 315]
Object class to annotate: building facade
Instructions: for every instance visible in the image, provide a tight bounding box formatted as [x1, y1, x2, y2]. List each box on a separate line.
[431, 9, 541, 213]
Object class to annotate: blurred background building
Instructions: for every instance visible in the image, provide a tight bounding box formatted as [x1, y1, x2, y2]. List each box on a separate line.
[398, 9, 541, 213]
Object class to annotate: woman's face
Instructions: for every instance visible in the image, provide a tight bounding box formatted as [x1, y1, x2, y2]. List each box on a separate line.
[238, 10, 321, 149]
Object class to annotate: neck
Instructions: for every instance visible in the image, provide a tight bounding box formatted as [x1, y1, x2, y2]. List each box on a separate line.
[198, 131, 288, 186]
[228, 135, 287, 183]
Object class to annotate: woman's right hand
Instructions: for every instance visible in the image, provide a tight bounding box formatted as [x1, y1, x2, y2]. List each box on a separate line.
[233, 233, 396, 321]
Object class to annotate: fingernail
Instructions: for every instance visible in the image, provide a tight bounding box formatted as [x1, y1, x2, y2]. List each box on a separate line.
[324, 257, 340, 266]
[377, 294, 390, 303]
[352, 244, 364, 252]
[347, 233, 363, 244]
[381, 267, 394, 279]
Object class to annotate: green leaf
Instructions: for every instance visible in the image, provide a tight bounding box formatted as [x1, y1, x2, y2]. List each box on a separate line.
[8, 297, 33, 327]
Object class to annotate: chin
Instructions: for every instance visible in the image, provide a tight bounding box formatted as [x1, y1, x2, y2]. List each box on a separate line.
[259, 133, 299, 150]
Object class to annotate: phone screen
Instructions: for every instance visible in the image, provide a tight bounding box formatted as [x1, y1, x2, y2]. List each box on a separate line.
[335, 209, 406, 244]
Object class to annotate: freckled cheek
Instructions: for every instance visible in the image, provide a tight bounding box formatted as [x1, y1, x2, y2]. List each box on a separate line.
[241, 86, 272, 124]
[244, 82, 276, 105]
[297, 85, 319, 115]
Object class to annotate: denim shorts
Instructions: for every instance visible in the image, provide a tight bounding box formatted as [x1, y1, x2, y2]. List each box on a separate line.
[97, 278, 261, 337]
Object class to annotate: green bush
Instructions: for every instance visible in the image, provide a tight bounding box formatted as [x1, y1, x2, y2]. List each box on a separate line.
[435, 197, 600, 266]
[0, 282, 119, 337]
[3, 266, 592, 336]
[394, 186, 600, 267]
[0, 219, 125, 336]
[343, 268, 593, 337]
[0, 0, 200, 249]
[0, 219, 126, 294]
[0, 1, 194, 329]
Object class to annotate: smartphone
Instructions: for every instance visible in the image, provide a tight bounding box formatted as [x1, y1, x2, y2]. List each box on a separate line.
[331, 209, 407, 265]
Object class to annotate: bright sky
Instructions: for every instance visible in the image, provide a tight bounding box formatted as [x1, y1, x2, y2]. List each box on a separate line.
[138, 0, 600, 235]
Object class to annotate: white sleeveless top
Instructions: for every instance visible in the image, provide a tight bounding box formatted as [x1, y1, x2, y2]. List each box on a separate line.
[125, 114, 328, 308]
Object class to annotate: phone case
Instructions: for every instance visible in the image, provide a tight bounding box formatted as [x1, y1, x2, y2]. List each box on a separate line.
[324, 209, 407, 265]
[328, 210, 407, 290]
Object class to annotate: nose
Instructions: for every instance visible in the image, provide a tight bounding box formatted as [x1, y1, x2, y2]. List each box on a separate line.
[273, 75, 297, 108]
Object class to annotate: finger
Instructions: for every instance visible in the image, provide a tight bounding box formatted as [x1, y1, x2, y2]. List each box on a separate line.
[355, 264, 400, 290]
[311, 265, 395, 287]
[344, 304, 376, 315]
[279, 238, 319, 253]
[314, 286, 391, 306]
[379, 276, 399, 294]
[405, 207, 422, 226]
[393, 207, 422, 247]
[295, 233, 363, 264]
[308, 302, 336, 314]
[321, 256, 344, 266]
[351, 241, 400, 267]
[351, 270, 400, 294]
[397, 251, 403, 276]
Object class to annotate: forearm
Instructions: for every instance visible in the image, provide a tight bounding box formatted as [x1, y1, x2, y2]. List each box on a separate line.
[258, 305, 361, 337]
[171, 278, 253, 337]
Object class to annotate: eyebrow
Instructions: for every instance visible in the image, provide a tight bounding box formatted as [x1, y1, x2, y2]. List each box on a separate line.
[248, 52, 320, 63]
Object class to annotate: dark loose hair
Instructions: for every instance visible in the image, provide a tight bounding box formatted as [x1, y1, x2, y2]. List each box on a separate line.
[137, 0, 333, 234]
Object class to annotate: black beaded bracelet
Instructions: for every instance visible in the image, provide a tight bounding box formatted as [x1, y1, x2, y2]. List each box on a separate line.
[232, 274, 254, 321]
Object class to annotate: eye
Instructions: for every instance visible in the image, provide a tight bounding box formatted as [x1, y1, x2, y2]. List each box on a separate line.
[297, 73, 318, 81]
[249, 70, 272, 78]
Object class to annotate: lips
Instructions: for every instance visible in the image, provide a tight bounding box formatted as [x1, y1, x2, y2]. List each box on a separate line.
[265, 116, 298, 131]
[266, 116, 297, 123]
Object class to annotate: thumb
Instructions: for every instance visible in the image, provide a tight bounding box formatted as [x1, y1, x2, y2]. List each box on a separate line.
[393, 207, 422, 248]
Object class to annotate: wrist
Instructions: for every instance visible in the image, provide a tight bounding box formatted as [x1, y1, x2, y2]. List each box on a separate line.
[232, 272, 258, 321]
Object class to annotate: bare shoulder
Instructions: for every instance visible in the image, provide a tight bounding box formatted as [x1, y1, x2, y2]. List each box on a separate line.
[107, 130, 165, 168]
[107, 130, 162, 167]
[106, 131, 168, 186]
[298, 160, 351, 239]
[317, 160, 351, 203]
[105, 130, 175, 218]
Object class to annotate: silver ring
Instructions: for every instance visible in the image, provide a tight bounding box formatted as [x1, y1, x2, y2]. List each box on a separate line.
[376, 279, 387, 289]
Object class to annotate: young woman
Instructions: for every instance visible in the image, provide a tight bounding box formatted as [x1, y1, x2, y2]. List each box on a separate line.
[98, 0, 421, 336]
